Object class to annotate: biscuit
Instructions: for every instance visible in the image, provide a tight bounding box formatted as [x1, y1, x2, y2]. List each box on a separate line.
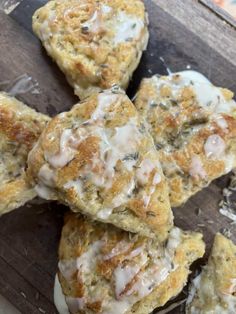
[135, 71, 236, 207]
[32, 0, 149, 99]
[186, 233, 236, 313]
[27, 89, 173, 239]
[0, 92, 50, 215]
[54, 213, 205, 314]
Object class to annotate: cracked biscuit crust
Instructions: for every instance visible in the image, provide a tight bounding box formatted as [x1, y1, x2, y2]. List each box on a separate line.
[0, 92, 49, 215]
[32, 0, 149, 99]
[186, 233, 236, 314]
[27, 89, 172, 239]
[135, 71, 236, 207]
[56, 213, 205, 314]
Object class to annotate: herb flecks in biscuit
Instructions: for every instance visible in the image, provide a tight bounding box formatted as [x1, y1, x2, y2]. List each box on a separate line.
[135, 71, 236, 207]
[33, 0, 149, 99]
[186, 233, 236, 313]
[0, 92, 49, 215]
[27, 89, 172, 239]
[54, 214, 205, 314]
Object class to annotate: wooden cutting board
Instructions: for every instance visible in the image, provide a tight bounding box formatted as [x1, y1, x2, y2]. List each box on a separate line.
[0, 0, 235, 313]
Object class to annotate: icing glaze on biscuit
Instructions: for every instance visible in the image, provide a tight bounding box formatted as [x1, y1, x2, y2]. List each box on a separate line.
[28, 89, 172, 238]
[56, 214, 205, 314]
[135, 71, 236, 206]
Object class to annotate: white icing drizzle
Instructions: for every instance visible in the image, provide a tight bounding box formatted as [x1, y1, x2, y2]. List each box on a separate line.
[136, 158, 162, 208]
[54, 275, 70, 314]
[38, 18, 53, 41]
[63, 180, 84, 199]
[187, 273, 236, 314]
[38, 164, 55, 187]
[114, 253, 148, 299]
[166, 227, 182, 252]
[80, 4, 112, 34]
[189, 155, 207, 180]
[57, 228, 183, 314]
[42, 91, 144, 215]
[77, 241, 103, 276]
[107, 228, 181, 312]
[58, 259, 77, 281]
[103, 241, 132, 261]
[113, 12, 144, 45]
[153, 172, 162, 185]
[103, 299, 131, 314]
[81, 10, 100, 33]
[34, 183, 56, 200]
[43, 91, 164, 219]
[46, 129, 80, 168]
[129, 262, 171, 299]
[66, 297, 85, 314]
[215, 116, 228, 130]
[92, 93, 119, 121]
[142, 186, 155, 208]
[59, 242, 103, 312]
[174, 71, 211, 84]
[97, 180, 135, 219]
[114, 264, 141, 299]
[204, 134, 226, 159]
[171, 71, 223, 109]
[86, 118, 141, 190]
[136, 159, 161, 185]
[97, 207, 114, 220]
[153, 71, 236, 116]
[128, 246, 144, 259]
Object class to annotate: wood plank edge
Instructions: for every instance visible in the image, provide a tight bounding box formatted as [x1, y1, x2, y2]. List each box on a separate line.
[199, 0, 236, 29]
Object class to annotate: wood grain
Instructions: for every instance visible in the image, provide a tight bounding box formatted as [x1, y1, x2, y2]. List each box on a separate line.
[0, 11, 77, 116]
[200, 0, 236, 29]
[0, 0, 235, 313]
[152, 0, 236, 67]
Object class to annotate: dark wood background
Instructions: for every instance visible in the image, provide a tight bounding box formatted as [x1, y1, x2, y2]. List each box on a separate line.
[0, 0, 235, 313]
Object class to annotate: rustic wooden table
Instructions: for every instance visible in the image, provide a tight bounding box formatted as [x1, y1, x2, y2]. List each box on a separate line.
[0, 0, 236, 313]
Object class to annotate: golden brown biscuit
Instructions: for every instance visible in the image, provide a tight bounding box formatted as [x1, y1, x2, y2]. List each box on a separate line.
[186, 233, 236, 314]
[32, 0, 149, 99]
[0, 92, 50, 215]
[27, 89, 173, 239]
[135, 71, 236, 207]
[27, 89, 173, 240]
[54, 213, 205, 314]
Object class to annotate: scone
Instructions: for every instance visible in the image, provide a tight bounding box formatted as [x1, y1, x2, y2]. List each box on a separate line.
[0, 92, 50, 215]
[186, 233, 236, 313]
[135, 71, 236, 207]
[32, 0, 149, 99]
[27, 89, 173, 239]
[54, 213, 205, 314]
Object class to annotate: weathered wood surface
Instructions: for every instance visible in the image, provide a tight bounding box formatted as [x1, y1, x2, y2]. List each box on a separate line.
[0, 0, 235, 313]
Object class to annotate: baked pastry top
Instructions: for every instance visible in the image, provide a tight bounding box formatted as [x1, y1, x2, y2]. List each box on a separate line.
[0, 92, 50, 215]
[55, 213, 205, 314]
[135, 71, 236, 207]
[32, 0, 149, 99]
[186, 233, 236, 314]
[27, 89, 173, 239]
